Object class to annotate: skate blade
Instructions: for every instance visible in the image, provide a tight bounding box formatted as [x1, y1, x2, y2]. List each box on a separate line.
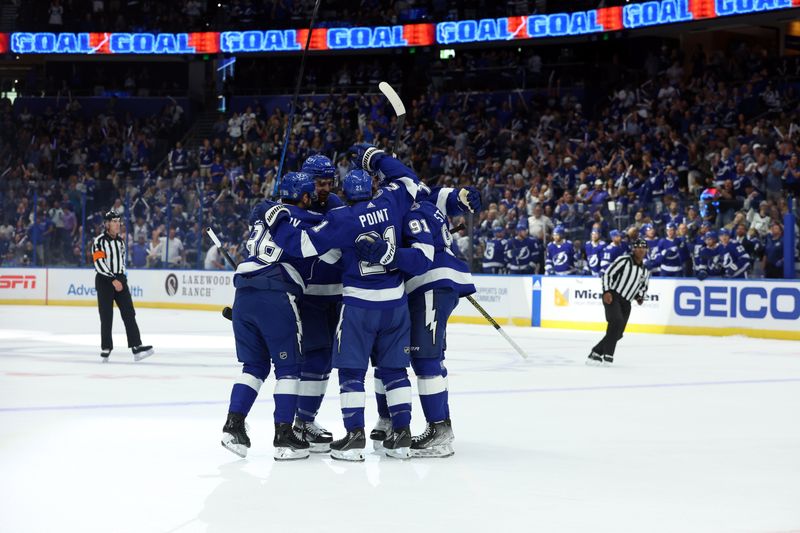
[585, 358, 602, 367]
[330, 448, 365, 462]
[384, 446, 411, 459]
[133, 348, 154, 362]
[372, 440, 386, 452]
[274, 447, 310, 461]
[309, 442, 332, 453]
[221, 437, 248, 459]
[410, 444, 454, 458]
[101, 357, 109, 363]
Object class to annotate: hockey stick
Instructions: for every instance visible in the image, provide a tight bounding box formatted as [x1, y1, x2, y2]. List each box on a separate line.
[465, 295, 529, 359]
[272, 0, 323, 198]
[204, 227, 236, 320]
[378, 81, 406, 156]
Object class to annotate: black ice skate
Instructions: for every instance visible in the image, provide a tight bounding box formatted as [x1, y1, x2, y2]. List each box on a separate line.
[586, 351, 602, 366]
[330, 428, 366, 462]
[273, 423, 310, 461]
[221, 412, 250, 458]
[100, 348, 111, 362]
[369, 417, 392, 451]
[603, 354, 614, 364]
[293, 417, 333, 453]
[382, 426, 412, 459]
[132, 345, 154, 362]
[410, 420, 455, 458]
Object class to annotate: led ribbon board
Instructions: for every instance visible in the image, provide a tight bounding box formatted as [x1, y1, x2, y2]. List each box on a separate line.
[7, 1, 800, 54]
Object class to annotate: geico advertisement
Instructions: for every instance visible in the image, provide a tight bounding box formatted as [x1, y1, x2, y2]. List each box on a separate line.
[0, 268, 46, 300]
[453, 274, 532, 323]
[541, 277, 800, 330]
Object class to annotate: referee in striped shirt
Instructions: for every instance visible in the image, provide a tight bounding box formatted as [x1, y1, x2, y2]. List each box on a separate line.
[93, 210, 153, 361]
[587, 238, 650, 365]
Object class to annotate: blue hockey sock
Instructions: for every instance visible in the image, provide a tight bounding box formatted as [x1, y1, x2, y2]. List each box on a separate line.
[338, 368, 366, 432]
[273, 365, 300, 424]
[379, 367, 412, 430]
[373, 368, 390, 418]
[412, 358, 449, 423]
[296, 348, 331, 422]
[228, 363, 269, 416]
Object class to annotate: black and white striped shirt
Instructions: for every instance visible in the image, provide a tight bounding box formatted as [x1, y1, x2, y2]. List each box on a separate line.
[602, 254, 649, 302]
[92, 233, 126, 278]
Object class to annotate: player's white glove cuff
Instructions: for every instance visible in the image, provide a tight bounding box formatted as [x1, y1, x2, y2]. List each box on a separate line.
[264, 204, 290, 229]
[362, 147, 383, 172]
[378, 242, 396, 266]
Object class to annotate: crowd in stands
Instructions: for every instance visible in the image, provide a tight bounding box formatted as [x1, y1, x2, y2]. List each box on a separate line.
[1, 41, 798, 278]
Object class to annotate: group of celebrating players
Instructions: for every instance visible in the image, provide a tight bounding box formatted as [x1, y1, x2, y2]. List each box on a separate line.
[220, 145, 482, 462]
[483, 219, 753, 280]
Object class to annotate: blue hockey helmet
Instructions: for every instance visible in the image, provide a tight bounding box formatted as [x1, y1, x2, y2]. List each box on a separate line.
[609, 229, 621, 239]
[301, 154, 335, 180]
[705, 230, 718, 241]
[701, 221, 712, 230]
[278, 171, 315, 201]
[516, 219, 529, 231]
[665, 222, 677, 231]
[553, 225, 565, 235]
[342, 169, 373, 202]
[640, 223, 654, 235]
[718, 228, 730, 237]
[492, 225, 505, 235]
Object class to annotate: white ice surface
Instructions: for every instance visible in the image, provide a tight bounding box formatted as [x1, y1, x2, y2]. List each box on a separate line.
[0, 305, 799, 533]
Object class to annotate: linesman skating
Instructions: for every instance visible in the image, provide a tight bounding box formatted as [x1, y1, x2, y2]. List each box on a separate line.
[92, 210, 153, 362]
[587, 237, 650, 365]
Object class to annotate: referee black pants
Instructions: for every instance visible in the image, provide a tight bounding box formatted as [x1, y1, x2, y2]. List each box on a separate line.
[96, 274, 142, 350]
[592, 291, 631, 357]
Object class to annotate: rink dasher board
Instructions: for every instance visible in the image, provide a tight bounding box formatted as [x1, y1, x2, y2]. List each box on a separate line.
[536, 275, 800, 341]
[1, 268, 798, 340]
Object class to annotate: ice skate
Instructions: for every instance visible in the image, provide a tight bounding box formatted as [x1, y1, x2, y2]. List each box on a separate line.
[100, 348, 111, 362]
[273, 423, 310, 461]
[221, 412, 250, 458]
[330, 428, 366, 462]
[603, 354, 614, 365]
[293, 417, 333, 453]
[410, 421, 455, 458]
[132, 345, 154, 361]
[586, 350, 602, 366]
[370, 417, 392, 451]
[383, 426, 412, 459]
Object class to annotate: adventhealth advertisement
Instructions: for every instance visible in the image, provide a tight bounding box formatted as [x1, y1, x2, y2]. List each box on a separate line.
[451, 274, 533, 326]
[538, 276, 800, 340]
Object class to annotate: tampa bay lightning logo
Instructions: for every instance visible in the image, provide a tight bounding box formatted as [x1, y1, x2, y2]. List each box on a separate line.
[589, 255, 599, 267]
[554, 252, 568, 266]
[518, 248, 530, 261]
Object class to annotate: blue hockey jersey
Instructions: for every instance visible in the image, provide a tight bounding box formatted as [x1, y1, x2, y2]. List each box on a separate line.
[507, 237, 543, 274]
[545, 240, 575, 275]
[482, 237, 507, 273]
[271, 158, 424, 309]
[403, 200, 475, 297]
[720, 241, 751, 278]
[645, 237, 661, 275]
[584, 239, 606, 276]
[600, 242, 628, 274]
[695, 243, 724, 277]
[656, 237, 688, 276]
[310, 192, 344, 214]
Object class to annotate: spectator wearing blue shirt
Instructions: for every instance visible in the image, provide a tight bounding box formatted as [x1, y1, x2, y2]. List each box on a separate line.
[763, 222, 785, 278]
[131, 234, 149, 268]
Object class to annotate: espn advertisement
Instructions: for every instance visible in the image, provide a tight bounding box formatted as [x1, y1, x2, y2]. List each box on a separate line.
[537, 275, 800, 340]
[0, 268, 46, 303]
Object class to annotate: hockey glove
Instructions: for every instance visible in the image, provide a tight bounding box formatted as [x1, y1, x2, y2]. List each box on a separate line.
[458, 187, 482, 213]
[355, 236, 396, 266]
[264, 204, 290, 229]
[696, 269, 708, 281]
[349, 143, 385, 172]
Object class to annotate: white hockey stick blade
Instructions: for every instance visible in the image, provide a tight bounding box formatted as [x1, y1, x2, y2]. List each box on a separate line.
[378, 82, 406, 117]
[497, 327, 529, 359]
[205, 227, 222, 248]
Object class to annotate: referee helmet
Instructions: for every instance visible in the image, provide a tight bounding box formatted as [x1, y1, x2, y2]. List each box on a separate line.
[103, 210, 121, 221]
[632, 238, 647, 249]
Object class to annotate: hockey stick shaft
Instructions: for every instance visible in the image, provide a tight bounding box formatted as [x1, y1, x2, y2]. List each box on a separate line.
[204, 227, 237, 270]
[465, 294, 529, 359]
[273, 0, 323, 197]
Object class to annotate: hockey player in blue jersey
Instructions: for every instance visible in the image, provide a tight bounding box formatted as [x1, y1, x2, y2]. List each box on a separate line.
[221, 172, 319, 462]
[482, 226, 508, 273]
[718, 228, 751, 278]
[641, 224, 661, 276]
[655, 222, 688, 277]
[584, 227, 606, 277]
[267, 145, 431, 461]
[599, 229, 627, 274]
[695, 231, 724, 280]
[507, 219, 543, 274]
[302, 154, 344, 213]
[545, 226, 575, 275]
[692, 221, 712, 267]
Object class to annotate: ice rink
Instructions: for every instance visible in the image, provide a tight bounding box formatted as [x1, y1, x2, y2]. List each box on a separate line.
[0, 304, 798, 533]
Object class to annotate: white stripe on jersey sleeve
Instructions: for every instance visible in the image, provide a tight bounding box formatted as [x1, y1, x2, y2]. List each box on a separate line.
[342, 282, 405, 302]
[411, 242, 435, 262]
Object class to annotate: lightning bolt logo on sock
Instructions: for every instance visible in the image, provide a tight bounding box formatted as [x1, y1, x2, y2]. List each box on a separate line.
[425, 291, 437, 346]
